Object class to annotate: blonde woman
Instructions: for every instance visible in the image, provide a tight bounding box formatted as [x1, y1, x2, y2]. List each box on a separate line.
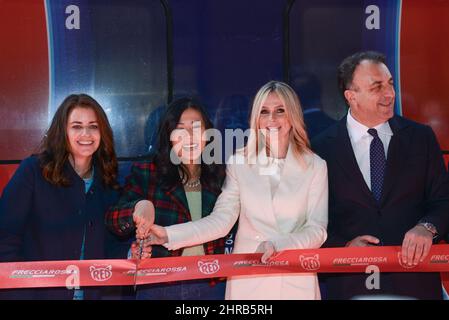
[146, 81, 328, 300]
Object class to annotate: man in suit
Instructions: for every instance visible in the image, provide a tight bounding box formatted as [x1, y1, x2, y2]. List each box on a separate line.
[312, 51, 449, 300]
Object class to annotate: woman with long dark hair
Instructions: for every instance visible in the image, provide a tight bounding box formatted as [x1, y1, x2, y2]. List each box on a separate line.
[0, 94, 120, 299]
[106, 97, 228, 300]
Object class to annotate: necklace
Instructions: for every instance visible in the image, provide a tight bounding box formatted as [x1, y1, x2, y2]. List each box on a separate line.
[184, 178, 201, 188]
[179, 166, 201, 188]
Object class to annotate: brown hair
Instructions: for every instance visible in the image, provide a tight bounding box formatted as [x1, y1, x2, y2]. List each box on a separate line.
[38, 94, 119, 189]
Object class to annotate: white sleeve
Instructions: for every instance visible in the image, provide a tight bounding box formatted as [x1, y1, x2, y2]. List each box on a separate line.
[271, 158, 328, 250]
[164, 159, 241, 250]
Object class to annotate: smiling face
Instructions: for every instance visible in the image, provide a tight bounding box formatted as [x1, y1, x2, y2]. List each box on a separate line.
[66, 106, 101, 162]
[345, 60, 395, 127]
[170, 107, 206, 164]
[258, 92, 292, 146]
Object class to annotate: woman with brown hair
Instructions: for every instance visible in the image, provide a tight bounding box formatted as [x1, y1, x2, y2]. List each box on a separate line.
[0, 94, 120, 300]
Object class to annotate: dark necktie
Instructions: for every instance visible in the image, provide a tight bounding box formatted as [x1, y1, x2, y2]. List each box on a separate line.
[368, 128, 386, 202]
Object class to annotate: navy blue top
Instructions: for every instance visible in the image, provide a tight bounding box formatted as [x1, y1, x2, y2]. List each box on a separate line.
[0, 156, 121, 299]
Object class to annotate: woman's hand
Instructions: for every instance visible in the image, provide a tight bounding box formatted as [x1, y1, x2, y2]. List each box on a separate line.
[133, 200, 155, 240]
[130, 239, 152, 259]
[146, 224, 169, 245]
[255, 241, 277, 263]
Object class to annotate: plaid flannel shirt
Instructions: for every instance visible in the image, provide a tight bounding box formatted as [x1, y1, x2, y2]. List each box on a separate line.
[105, 161, 227, 258]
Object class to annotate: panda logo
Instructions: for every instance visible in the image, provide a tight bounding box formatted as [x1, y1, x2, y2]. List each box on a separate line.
[299, 254, 320, 271]
[198, 260, 220, 275]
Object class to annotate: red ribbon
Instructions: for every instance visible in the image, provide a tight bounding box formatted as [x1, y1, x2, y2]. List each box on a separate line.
[1, 245, 448, 289]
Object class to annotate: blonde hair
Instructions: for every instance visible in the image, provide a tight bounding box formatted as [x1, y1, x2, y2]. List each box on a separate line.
[244, 80, 311, 165]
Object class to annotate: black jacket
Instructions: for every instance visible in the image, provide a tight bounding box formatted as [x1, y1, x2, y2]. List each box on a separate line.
[312, 115, 449, 300]
[0, 156, 124, 299]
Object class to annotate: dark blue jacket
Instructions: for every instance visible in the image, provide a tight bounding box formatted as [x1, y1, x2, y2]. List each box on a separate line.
[0, 156, 122, 299]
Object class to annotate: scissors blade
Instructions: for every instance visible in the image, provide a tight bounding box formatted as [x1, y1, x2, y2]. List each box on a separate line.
[133, 240, 144, 291]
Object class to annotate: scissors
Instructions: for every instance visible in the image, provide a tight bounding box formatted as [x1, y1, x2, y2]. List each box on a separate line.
[133, 239, 144, 291]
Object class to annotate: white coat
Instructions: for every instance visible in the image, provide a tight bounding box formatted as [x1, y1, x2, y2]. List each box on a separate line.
[165, 146, 328, 300]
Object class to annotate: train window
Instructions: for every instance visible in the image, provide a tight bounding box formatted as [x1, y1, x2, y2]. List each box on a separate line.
[168, 0, 284, 159]
[286, 0, 399, 138]
[0, 0, 170, 161]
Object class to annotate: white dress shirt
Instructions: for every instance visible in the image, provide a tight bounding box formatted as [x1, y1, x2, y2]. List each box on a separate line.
[266, 156, 286, 198]
[346, 109, 393, 190]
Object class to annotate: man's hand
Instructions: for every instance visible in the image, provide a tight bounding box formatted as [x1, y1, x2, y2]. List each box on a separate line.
[133, 200, 155, 240]
[401, 225, 433, 267]
[346, 235, 380, 247]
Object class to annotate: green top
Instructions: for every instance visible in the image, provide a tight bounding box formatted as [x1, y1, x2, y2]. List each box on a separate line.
[182, 191, 205, 256]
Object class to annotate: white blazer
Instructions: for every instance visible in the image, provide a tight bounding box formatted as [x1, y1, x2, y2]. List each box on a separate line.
[165, 146, 328, 300]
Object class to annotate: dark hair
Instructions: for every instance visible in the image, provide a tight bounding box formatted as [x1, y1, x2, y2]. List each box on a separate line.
[38, 94, 119, 189]
[154, 97, 225, 193]
[338, 51, 386, 105]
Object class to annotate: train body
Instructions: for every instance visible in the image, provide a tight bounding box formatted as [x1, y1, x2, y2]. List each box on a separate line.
[1, 0, 448, 296]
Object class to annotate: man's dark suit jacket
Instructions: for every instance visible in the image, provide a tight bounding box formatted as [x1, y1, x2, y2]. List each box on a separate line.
[312, 114, 449, 300]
